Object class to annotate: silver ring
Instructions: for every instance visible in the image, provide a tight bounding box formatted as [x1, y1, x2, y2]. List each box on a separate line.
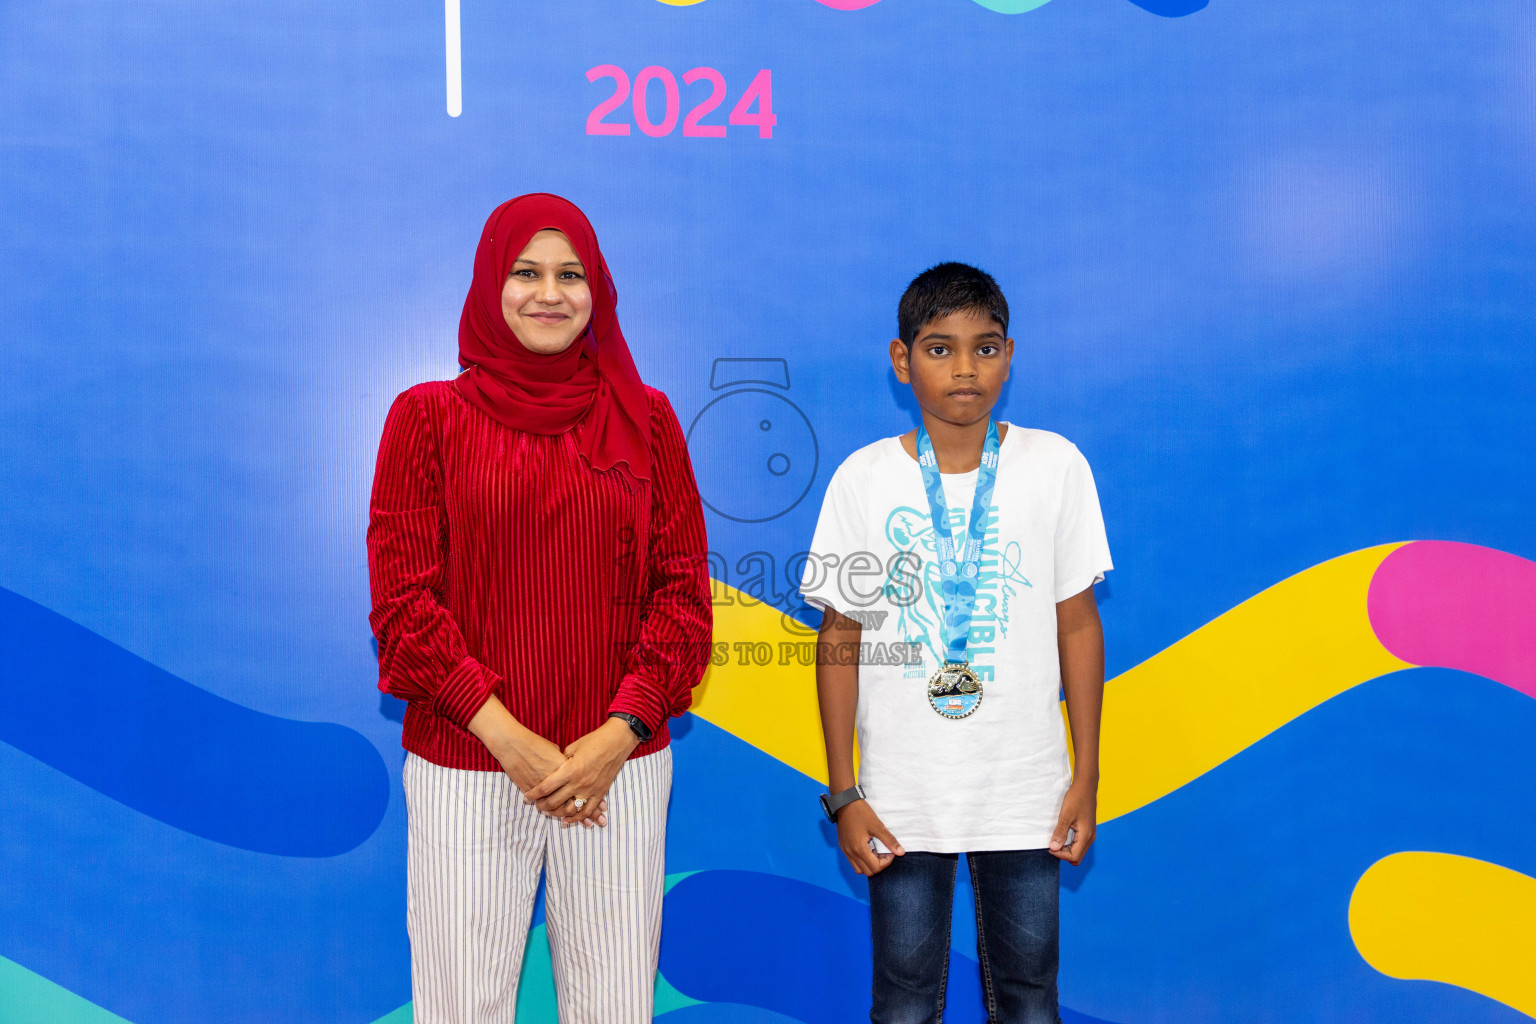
[572, 797, 587, 811]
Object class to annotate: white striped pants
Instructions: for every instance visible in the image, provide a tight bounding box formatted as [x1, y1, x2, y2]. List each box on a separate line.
[402, 746, 672, 1024]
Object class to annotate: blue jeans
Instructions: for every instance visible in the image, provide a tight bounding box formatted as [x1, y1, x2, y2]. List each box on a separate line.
[868, 849, 1060, 1024]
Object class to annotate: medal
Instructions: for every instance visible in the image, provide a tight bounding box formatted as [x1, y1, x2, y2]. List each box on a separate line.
[914, 419, 1001, 720]
[928, 660, 983, 719]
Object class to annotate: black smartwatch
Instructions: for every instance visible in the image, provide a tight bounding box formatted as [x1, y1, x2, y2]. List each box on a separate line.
[819, 784, 866, 822]
[608, 712, 653, 743]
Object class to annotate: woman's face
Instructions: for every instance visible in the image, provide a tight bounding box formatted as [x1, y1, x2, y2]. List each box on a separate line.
[501, 229, 593, 354]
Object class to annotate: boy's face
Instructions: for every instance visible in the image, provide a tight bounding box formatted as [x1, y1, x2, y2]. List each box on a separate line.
[890, 308, 1013, 428]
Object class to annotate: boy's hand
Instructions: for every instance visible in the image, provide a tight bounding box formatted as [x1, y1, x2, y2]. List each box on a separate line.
[1049, 780, 1097, 865]
[836, 800, 905, 876]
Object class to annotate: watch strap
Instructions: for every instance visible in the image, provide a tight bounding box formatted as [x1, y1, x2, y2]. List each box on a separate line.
[819, 784, 866, 822]
[608, 712, 653, 743]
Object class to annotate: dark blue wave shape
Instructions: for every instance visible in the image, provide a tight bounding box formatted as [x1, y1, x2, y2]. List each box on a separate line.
[662, 869, 1119, 1024]
[662, 871, 871, 1022]
[1124, 0, 1210, 16]
[0, 586, 388, 857]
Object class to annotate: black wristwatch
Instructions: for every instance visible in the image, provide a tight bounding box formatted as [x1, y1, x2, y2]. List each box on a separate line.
[608, 712, 653, 743]
[819, 784, 866, 822]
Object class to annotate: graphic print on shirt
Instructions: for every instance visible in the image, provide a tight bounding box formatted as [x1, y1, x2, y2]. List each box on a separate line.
[882, 503, 1032, 682]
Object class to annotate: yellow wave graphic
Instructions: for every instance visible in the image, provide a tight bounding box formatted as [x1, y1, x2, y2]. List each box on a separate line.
[1094, 543, 1408, 820]
[1350, 852, 1536, 1017]
[691, 589, 834, 781]
[691, 544, 1411, 821]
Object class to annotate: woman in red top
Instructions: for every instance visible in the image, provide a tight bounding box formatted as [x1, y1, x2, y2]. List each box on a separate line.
[368, 193, 712, 1022]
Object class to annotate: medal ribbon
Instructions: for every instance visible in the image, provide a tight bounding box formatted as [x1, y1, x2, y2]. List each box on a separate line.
[915, 419, 1000, 665]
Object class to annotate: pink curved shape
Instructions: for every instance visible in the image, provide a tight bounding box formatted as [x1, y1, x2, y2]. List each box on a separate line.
[1369, 541, 1536, 698]
[814, 0, 885, 8]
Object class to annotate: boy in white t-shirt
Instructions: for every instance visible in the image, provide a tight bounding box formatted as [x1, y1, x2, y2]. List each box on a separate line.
[801, 262, 1111, 1023]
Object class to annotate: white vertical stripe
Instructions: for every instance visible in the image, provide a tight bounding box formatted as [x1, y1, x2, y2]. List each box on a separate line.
[444, 0, 462, 117]
[404, 749, 672, 1022]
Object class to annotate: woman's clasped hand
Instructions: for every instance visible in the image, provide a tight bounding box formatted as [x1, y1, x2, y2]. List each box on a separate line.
[524, 716, 642, 828]
[469, 697, 642, 829]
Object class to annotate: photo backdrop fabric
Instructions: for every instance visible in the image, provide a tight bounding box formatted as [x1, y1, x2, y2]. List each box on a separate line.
[2, 1, 1534, 1022]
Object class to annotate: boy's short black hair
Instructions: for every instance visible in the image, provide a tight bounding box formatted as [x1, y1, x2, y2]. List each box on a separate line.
[897, 262, 1009, 346]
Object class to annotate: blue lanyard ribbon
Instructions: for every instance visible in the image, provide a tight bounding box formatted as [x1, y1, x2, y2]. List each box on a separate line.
[915, 419, 1000, 665]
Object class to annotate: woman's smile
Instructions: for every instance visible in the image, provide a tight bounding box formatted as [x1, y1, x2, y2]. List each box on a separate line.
[501, 228, 594, 354]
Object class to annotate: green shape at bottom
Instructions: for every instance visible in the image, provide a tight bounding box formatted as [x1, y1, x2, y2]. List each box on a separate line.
[653, 972, 702, 1015]
[515, 921, 701, 1019]
[970, 0, 1054, 11]
[514, 923, 560, 1022]
[0, 955, 134, 1024]
[0, 915, 699, 1024]
[367, 1002, 414, 1024]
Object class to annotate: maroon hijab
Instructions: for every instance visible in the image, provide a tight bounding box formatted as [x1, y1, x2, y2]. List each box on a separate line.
[454, 193, 652, 486]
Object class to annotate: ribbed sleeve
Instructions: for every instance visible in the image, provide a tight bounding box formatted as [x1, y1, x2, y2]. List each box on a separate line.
[366, 381, 712, 770]
[367, 391, 502, 728]
[607, 392, 714, 735]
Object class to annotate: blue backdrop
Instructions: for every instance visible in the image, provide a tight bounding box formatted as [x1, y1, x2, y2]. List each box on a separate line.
[2, 0, 1534, 1021]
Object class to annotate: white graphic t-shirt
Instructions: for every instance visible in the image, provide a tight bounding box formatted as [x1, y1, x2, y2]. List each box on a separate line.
[798, 424, 1113, 852]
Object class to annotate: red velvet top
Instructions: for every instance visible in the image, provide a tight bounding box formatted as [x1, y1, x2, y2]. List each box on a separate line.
[367, 380, 713, 770]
